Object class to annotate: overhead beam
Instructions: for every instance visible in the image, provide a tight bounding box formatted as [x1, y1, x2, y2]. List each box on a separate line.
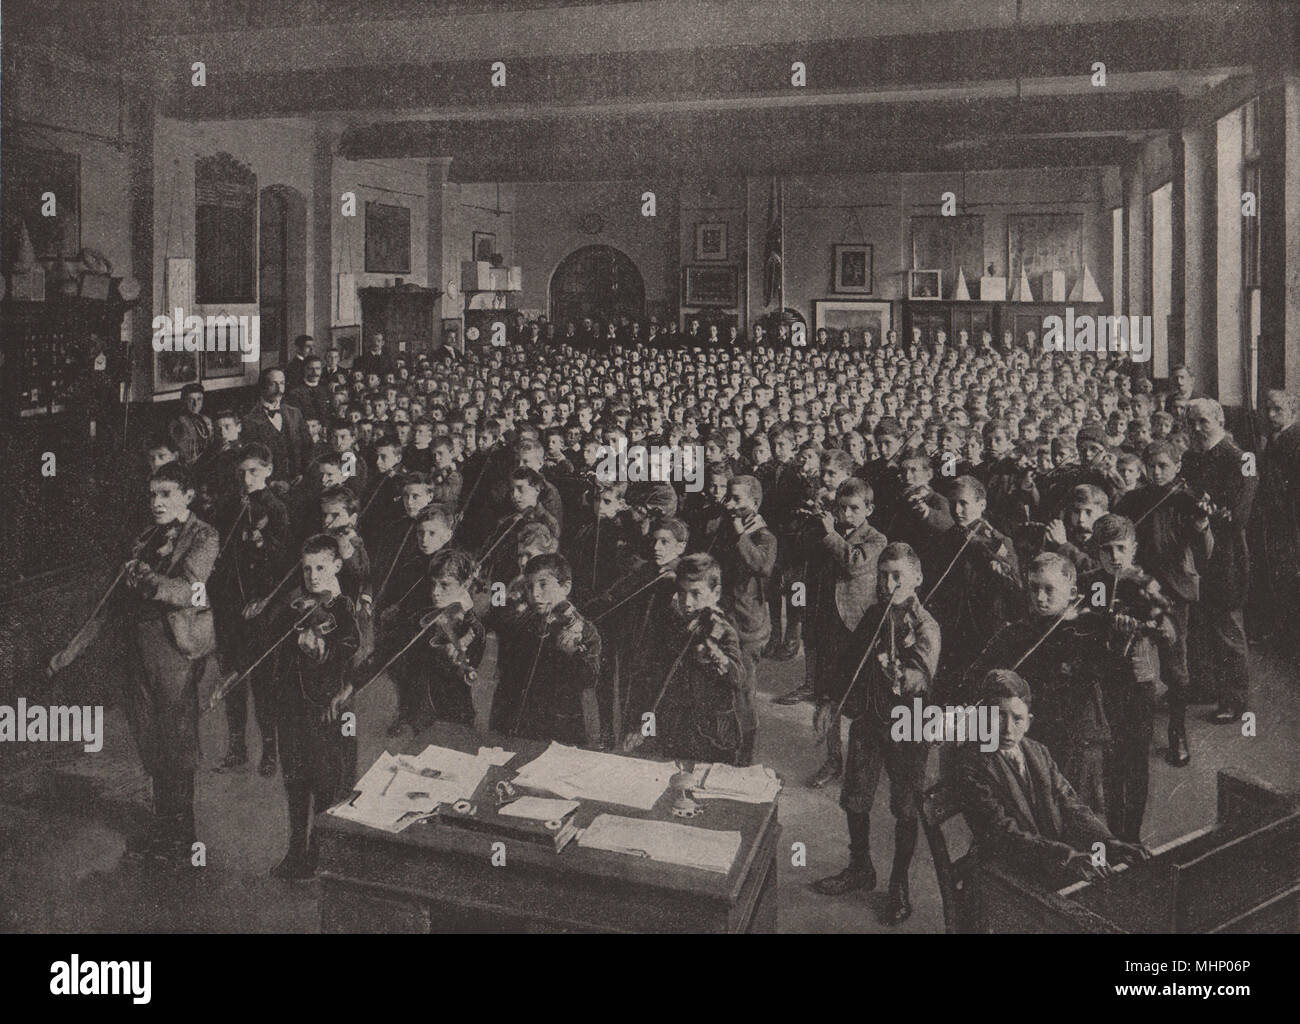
[162, 15, 1262, 120]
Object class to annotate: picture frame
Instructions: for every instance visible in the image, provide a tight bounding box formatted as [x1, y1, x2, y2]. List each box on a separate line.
[200, 313, 250, 380]
[694, 222, 728, 262]
[908, 269, 943, 300]
[441, 317, 462, 352]
[683, 265, 739, 307]
[472, 230, 497, 263]
[364, 200, 411, 274]
[153, 348, 199, 394]
[331, 324, 361, 366]
[812, 299, 893, 349]
[831, 244, 873, 294]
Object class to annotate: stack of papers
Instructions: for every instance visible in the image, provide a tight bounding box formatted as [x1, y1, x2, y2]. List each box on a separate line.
[498, 796, 580, 822]
[328, 745, 509, 832]
[578, 814, 741, 874]
[511, 742, 676, 811]
[688, 763, 782, 804]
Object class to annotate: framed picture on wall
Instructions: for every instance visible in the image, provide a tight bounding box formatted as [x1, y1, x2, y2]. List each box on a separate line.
[364, 201, 411, 274]
[153, 349, 199, 394]
[831, 244, 873, 294]
[908, 269, 942, 300]
[331, 325, 361, 367]
[812, 299, 892, 349]
[683, 265, 738, 307]
[441, 317, 462, 352]
[694, 222, 728, 261]
[200, 315, 249, 380]
[472, 230, 496, 263]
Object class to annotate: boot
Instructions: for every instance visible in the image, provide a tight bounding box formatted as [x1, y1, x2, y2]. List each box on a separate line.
[882, 818, 917, 925]
[772, 617, 803, 661]
[813, 812, 875, 895]
[258, 737, 278, 778]
[272, 782, 315, 880]
[1166, 724, 1190, 767]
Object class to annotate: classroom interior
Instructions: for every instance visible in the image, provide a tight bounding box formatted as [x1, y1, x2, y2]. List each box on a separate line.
[2, 0, 1299, 933]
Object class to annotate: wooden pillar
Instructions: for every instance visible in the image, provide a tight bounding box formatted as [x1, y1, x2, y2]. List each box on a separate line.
[311, 124, 335, 345]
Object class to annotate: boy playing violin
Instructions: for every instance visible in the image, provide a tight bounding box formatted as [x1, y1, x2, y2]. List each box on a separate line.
[622, 553, 754, 766]
[269, 533, 360, 880]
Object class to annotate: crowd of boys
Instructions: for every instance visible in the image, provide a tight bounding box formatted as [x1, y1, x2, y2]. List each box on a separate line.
[51, 323, 1300, 923]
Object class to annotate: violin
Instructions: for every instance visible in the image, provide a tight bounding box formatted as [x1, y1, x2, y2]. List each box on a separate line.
[291, 594, 339, 649]
[686, 606, 745, 756]
[417, 602, 478, 683]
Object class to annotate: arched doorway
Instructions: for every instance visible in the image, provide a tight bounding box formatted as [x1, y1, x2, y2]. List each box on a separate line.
[259, 184, 307, 367]
[549, 245, 645, 327]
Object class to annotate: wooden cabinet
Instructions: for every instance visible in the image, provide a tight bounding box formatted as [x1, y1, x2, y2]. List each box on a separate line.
[902, 300, 1105, 351]
[359, 285, 440, 361]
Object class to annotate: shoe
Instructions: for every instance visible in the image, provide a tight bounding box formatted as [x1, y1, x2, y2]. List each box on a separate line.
[270, 853, 314, 881]
[760, 636, 782, 659]
[773, 684, 813, 706]
[882, 881, 912, 925]
[1166, 728, 1190, 767]
[806, 761, 842, 789]
[258, 751, 278, 778]
[770, 638, 802, 662]
[1209, 704, 1243, 724]
[812, 862, 876, 896]
[213, 748, 247, 772]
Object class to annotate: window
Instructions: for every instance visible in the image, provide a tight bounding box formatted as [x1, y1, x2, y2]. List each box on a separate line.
[195, 152, 256, 304]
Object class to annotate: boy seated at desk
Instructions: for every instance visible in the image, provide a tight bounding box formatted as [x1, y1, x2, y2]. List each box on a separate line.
[958, 669, 1151, 890]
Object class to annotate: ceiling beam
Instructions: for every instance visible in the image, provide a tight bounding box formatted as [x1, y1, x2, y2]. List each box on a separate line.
[162, 15, 1262, 120]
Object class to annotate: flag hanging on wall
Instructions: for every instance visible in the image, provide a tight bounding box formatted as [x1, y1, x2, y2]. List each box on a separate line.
[764, 177, 783, 309]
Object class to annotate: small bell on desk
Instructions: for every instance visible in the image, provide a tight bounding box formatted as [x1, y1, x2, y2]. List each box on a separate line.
[669, 768, 702, 819]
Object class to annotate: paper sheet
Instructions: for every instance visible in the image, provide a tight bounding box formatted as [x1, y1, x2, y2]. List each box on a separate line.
[511, 742, 675, 810]
[689, 763, 782, 803]
[498, 797, 580, 821]
[577, 814, 741, 874]
[328, 745, 499, 832]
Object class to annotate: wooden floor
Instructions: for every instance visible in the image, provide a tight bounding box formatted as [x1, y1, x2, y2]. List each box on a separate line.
[1, 633, 1297, 933]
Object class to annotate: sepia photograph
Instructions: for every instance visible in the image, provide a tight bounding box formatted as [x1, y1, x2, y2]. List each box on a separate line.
[0, 0, 1297, 997]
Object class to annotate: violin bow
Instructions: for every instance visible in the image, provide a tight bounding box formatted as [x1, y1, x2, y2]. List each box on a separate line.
[833, 590, 899, 720]
[512, 608, 562, 735]
[204, 601, 323, 712]
[49, 524, 164, 673]
[591, 568, 675, 623]
[351, 610, 451, 701]
[244, 560, 301, 618]
[1010, 594, 1087, 672]
[921, 530, 976, 607]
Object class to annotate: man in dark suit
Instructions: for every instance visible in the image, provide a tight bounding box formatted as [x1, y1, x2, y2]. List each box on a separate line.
[959, 669, 1150, 890]
[1256, 389, 1300, 645]
[285, 355, 331, 426]
[352, 332, 397, 380]
[242, 368, 309, 485]
[1181, 398, 1257, 722]
[284, 334, 314, 389]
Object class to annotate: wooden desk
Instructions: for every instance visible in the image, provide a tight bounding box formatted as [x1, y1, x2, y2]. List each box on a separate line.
[316, 727, 781, 933]
[972, 771, 1300, 934]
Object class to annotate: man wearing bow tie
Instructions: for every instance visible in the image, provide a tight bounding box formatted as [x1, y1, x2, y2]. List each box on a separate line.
[242, 368, 308, 486]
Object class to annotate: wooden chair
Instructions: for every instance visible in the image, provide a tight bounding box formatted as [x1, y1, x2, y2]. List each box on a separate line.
[918, 780, 979, 933]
